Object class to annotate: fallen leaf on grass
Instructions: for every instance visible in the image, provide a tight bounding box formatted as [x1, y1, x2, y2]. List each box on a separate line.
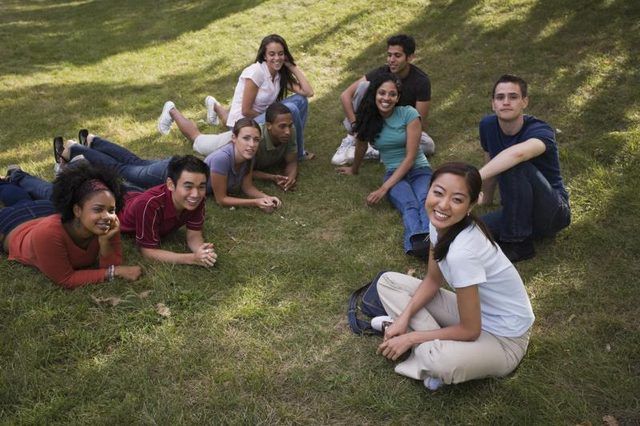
[137, 290, 152, 299]
[155, 303, 171, 317]
[566, 313, 576, 323]
[605, 343, 611, 352]
[603, 415, 618, 426]
[406, 268, 417, 277]
[91, 295, 122, 306]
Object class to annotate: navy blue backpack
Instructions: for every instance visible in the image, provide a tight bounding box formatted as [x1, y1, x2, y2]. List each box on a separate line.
[347, 271, 389, 335]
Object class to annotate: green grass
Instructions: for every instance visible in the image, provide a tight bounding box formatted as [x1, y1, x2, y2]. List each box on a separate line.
[1, 0, 639, 423]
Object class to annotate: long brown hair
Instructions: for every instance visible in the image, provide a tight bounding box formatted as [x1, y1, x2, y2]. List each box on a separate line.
[254, 34, 298, 101]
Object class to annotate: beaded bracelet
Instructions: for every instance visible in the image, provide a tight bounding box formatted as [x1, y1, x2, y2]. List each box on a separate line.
[107, 265, 115, 282]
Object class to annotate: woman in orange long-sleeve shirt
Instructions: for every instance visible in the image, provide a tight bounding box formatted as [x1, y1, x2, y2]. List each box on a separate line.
[0, 163, 141, 288]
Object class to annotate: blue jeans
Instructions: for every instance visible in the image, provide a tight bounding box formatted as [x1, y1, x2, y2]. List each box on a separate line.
[384, 167, 432, 252]
[7, 169, 54, 200]
[255, 94, 309, 160]
[482, 161, 571, 242]
[70, 137, 170, 189]
[0, 181, 55, 236]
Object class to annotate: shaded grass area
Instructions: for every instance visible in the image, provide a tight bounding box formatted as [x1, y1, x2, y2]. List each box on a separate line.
[1, 0, 639, 423]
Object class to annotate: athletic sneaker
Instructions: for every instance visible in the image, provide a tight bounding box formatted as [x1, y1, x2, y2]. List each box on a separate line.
[157, 101, 175, 135]
[371, 315, 393, 332]
[424, 376, 444, 391]
[204, 95, 219, 126]
[420, 132, 436, 156]
[331, 135, 356, 166]
[364, 143, 380, 160]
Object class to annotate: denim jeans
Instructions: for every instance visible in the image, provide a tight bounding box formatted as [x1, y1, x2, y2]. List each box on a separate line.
[384, 166, 432, 252]
[255, 94, 309, 160]
[482, 161, 571, 242]
[70, 137, 170, 189]
[0, 181, 55, 236]
[7, 169, 54, 200]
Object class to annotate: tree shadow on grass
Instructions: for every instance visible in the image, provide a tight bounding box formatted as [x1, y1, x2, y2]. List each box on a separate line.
[1, 0, 639, 422]
[0, 0, 266, 77]
[303, 0, 640, 421]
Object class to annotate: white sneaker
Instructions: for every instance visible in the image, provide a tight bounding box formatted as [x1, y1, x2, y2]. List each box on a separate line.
[204, 95, 219, 126]
[364, 143, 379, 160]
[420, 132, 436, 156]
[331, 134, 355, 166]
[370, 315, 393, 332]
[157, 101, 175, 135]
[424, 376, 443, 391]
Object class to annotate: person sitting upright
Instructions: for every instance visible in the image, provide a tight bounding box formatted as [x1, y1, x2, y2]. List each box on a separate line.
[337, 73, 432, 259]
[478, 74, 571, 262]
[158, 34, 315, 160]
[375, 162, 535, 391]
[333, 34, 435, 165]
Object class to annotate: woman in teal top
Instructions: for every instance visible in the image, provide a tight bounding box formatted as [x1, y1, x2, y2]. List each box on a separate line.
[337, 72, 432, 258]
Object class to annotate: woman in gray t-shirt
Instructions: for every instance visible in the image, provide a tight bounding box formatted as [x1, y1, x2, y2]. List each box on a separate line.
[204, 118, 281, 213]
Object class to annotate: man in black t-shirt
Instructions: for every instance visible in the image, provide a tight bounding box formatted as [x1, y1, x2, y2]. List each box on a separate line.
[332, 34, 435, 165]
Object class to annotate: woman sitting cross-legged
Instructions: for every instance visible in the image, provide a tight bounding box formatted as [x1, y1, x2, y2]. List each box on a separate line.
[0, 163, 142, 288]
[374, 162, 535, 390]
[337, 72, 432, 258]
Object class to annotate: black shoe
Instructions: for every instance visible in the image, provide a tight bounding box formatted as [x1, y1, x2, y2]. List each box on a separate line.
[408, 247, 428, 261]
[408, 233, 430, 260]
[53, 136, 64, 164]
[78, 129, 89, 146]
[498, 239, 535, 263]
[410, 232, 429, 246]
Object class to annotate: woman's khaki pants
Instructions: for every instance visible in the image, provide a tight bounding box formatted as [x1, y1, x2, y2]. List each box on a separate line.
[377, 271, 530, 385]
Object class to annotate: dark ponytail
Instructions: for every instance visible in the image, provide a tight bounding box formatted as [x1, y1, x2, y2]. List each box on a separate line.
[430, 162, 496, 262]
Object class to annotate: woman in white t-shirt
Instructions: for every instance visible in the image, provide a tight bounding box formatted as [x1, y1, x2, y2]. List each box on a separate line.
[373, 162, 535, 391]
[158, 34, 314, 160]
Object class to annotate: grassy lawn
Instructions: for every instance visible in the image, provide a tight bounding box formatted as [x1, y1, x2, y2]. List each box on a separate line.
[1, 0, 639, 423]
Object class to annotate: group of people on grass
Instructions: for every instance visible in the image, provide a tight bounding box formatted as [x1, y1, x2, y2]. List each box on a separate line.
[0, 33, 571, 391]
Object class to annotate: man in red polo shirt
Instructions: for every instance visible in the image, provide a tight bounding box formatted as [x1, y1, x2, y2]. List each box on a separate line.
[118, 155, 217, 267]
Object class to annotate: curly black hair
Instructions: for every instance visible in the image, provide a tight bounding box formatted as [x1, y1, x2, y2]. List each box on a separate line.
[254, 34, 299, 101]
[353, 72, 402, 144]
[51, 162, 124, 222]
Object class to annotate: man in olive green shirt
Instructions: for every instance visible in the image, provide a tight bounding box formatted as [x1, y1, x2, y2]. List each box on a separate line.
[252, 103, 298, 191]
